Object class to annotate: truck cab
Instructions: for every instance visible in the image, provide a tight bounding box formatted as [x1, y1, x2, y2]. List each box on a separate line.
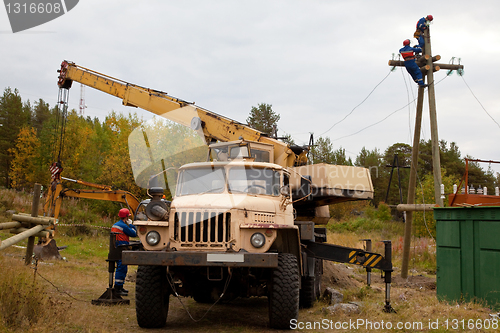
[135, 160, 294, 253]
[124, 141, 302, 329]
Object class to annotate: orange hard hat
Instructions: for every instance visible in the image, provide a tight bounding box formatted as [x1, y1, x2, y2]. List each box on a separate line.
[119, 208, 131, 218]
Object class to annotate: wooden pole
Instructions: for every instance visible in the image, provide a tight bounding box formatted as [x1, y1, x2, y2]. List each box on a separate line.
[388, 59, 462, 71]
[396, 204, 437, 212]
[401, 85, 425, 279]
[425, 28, 444, 207]
[12, 214, 54, 225]
[25, 183, 41, 265]
[0, 222, 22, 230]
[0, 225, 45, 251]
[9, 227, 53, 238]
[416, 54, 430, 66]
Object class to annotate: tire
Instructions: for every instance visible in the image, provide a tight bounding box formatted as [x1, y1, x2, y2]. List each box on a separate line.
[136, 265, 169, 328]
[268, 253, 300, 329]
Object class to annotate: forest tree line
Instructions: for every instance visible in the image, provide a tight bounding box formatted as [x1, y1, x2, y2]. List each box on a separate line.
[1, 89, 499, 216]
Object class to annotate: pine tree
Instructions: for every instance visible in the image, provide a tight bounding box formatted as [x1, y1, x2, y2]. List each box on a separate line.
[246, 103, 280, 136]
[0, 88, 31, 187]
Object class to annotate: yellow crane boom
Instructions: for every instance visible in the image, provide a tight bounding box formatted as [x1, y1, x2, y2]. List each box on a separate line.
[57, 61, 304, 167]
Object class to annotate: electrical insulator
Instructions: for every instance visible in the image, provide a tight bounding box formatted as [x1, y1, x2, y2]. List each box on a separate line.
[477, 185, 483, 195]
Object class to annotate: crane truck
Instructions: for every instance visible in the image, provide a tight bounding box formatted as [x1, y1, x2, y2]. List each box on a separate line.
[55, 61, 394, 329]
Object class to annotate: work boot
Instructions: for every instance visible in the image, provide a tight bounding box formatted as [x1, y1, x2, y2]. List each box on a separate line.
[114, 285, 128, 296]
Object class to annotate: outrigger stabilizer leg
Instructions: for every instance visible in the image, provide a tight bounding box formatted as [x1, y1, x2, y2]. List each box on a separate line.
[92, 233, 130, 305]
[382, 240, 395, 313]
[303, 239, 395, 313]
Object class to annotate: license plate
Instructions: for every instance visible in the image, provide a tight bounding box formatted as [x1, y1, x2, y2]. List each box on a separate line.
[207, 253, 244, 262]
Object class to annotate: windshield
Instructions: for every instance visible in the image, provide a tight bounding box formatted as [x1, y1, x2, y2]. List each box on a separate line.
[176, 167, 225, 196]
[176, 165, 281, 196]
[228, 167, 280, 196]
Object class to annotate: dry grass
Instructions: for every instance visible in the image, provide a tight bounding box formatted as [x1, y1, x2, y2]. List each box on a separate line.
[2, 232, 497, 333]
[0, 218, 498, 332]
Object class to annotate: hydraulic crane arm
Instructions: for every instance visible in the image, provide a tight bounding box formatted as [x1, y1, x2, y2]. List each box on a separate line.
[57, 61, 300, 167]
[43, 177, 142, 221]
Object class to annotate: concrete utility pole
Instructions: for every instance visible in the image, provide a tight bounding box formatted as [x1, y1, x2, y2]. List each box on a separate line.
[388, 26, 464, 278]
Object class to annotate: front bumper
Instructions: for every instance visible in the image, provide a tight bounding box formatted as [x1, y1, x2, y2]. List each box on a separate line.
[122, 250, 278, 268]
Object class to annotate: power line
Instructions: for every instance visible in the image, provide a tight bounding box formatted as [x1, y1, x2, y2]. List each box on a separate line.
[330, 73, 451, 143]
[400, 66, 416, 144]
[318, 70, 393, 137]
[330, 102, 412, 142]
[461, 75, 500, 130]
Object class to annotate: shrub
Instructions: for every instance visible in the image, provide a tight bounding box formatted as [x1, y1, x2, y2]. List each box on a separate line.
[376, 202, 392, 222]
[329, 201, 370, 221]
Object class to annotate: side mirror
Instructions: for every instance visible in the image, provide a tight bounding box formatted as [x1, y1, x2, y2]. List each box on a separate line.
[280, 185, 290, 198]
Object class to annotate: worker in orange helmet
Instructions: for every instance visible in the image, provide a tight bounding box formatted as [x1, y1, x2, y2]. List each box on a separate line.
[399, 39, 427, 88]
[414, 15, 433, 49]
[111, 208, 137, 296]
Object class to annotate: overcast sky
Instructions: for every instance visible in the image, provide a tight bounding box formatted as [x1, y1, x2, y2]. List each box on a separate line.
[1, 0, 500, 176]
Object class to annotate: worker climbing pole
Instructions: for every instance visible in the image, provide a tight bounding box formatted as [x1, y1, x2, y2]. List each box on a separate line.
[387, 16, 464, 279]
[399, 39, 427, 87]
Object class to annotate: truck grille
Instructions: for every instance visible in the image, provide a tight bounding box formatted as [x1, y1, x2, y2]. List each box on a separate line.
[252, 212, 275, 223]
[174, 210, 231, 248]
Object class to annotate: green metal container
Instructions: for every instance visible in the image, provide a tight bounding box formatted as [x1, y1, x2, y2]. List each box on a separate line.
[434, 207, 500, 309]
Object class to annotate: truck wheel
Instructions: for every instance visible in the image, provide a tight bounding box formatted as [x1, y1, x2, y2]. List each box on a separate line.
[136, 265, 169, 328]
[268, 253, 299, 329]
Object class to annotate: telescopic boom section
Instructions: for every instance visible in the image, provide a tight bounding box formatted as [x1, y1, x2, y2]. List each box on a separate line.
[57, 61, 298, 167]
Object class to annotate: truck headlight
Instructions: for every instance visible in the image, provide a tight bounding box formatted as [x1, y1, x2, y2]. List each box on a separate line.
[146, 231, 161, 246]
[250, 232, 265, 248]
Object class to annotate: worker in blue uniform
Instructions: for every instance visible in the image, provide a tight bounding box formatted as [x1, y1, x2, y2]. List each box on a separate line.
[399, 39, 427, 88]
[414, 15, 433, 49]
[111, 208, 137, 296]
